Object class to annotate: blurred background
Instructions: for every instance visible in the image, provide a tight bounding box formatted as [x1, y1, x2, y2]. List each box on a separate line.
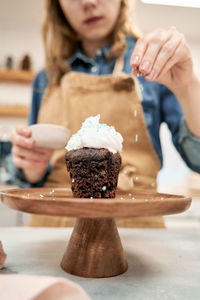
[0, 0, 200, 226]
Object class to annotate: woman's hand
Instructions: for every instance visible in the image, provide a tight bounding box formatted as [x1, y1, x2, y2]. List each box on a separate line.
[11, 125, 53, 183]
[130, 27, 194, 92]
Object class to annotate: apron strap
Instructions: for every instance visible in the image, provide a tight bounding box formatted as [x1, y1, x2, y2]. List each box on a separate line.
[113, 55, 142, 102]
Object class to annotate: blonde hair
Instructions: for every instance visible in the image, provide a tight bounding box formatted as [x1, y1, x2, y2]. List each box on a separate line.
[43, 0, 140, 85]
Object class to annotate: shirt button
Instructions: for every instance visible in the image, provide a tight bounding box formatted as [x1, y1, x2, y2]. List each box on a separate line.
[91, 66, 97, 73]
[96, 49, 102, 56]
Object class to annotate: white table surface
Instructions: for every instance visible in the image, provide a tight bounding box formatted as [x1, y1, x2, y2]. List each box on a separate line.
[0, 227, 200, 300]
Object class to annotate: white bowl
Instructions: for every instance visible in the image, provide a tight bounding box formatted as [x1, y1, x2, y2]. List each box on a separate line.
[30, 124, 70, 149]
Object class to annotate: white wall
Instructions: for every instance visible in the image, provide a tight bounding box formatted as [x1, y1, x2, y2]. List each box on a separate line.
[0, 0, 45, 131]
[0, 0, 44, 71]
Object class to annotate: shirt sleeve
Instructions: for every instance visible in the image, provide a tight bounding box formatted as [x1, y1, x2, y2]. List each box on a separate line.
[178, 118, 200, 172]
[28, 70, 49, 125]
[6, 70, 52, 187]
[160, 84, 200, 173]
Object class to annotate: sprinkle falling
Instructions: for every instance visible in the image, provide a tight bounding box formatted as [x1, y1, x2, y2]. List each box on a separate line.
[135, 176, 139, 181]
[129, 193, 132, 197]
[132, 197, 135, 200]
[130, 177, 134, 187]
[49, 189, 55, 196]
[102, 186, 107, 191]
[135, 134, 138, 143]
[72, 179, 75, 183]
[134, 110, 137, 117]
[40, 194, 44, 198]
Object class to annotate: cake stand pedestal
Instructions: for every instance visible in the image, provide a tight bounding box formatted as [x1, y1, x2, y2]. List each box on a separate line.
[0, 188, 191, 278]
[61, 217, 127, 277]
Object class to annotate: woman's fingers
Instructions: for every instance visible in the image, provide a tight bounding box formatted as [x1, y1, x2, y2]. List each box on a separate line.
[12, 146, 50, 163]
[131, 27, 186, 81]
[11, 134, 34, 149]
[139, 31, 174, 74]
[13, 155, 35, 169]
[145, 34, 183, 81]
[12, 155, 47, 171]
[131, 28, 173, 73]
[152, 40, 188, 82]
[11, 125, 54, 182]
[16, 124, 32, 138]
[11, 125, 34, 149]
[12, 145, 53, 176]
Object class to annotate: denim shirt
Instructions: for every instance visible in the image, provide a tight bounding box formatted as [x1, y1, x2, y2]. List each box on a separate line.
[7, 36, 200, 187]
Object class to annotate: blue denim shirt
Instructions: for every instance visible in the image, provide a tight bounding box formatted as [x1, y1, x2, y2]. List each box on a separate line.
[7, 36, 200, 187]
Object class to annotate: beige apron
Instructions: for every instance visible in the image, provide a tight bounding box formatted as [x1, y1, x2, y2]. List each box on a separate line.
[29, 57, 165, 228]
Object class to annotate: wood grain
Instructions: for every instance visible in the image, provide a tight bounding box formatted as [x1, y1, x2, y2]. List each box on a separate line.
[0, 188, 192, 218]
[0, 69, 35, 84]
[0, 105, 29, 117]
[61, 218, 128, 278]
[0, 187, 192, 278]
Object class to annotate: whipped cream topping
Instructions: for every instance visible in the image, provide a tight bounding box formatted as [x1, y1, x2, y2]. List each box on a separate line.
[65, 115, 123, 153]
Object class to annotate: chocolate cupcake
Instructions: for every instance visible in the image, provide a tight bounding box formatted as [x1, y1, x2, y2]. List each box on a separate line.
[65, 115, 123, 198]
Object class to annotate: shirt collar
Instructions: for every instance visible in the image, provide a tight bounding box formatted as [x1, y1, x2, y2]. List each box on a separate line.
[67, 43, 111, 66]
[67, 35, 136, 66]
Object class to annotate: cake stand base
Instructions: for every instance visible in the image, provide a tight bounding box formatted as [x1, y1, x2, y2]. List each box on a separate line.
[60, 218, 128, 278]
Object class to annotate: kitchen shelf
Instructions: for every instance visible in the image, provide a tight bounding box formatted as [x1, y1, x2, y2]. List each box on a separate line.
[0, 69, 35, 84]
[0, 105, 29, 118]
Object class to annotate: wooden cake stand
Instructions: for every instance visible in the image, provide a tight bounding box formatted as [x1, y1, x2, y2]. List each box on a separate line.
[0, 188, 192, 278]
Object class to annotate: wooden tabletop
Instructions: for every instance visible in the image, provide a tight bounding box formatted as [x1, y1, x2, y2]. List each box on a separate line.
[0, 227, 200, 300]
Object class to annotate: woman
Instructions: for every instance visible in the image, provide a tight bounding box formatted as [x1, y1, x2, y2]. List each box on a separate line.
[9, 0, 200, 227]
